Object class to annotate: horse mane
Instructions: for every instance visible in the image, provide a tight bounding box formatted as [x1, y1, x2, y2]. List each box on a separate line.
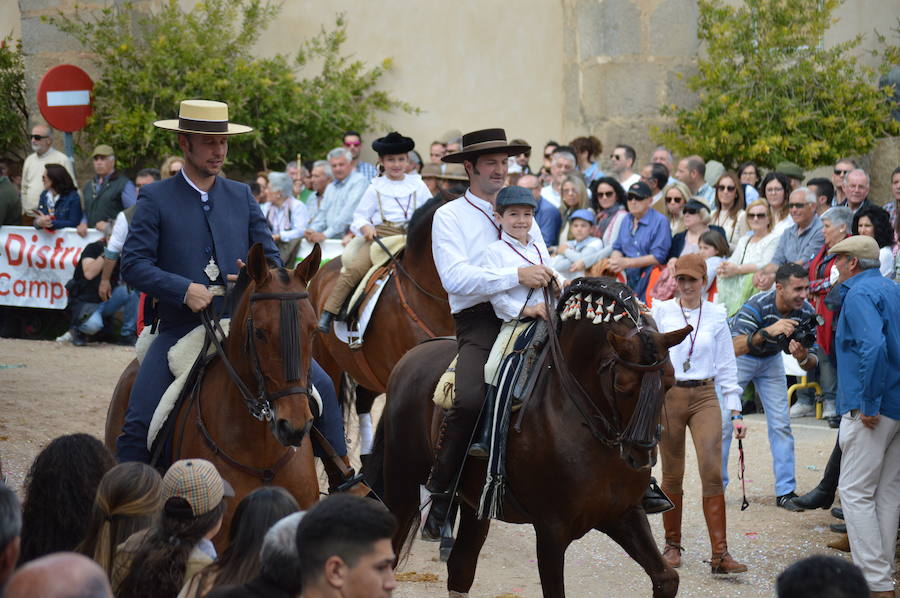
[405, 195, 447, 255]
[556, 277, 644, 326]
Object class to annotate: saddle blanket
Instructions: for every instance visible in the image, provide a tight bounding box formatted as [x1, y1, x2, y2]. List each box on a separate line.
[333, 235, 405, 346]
[432, 319, 537, 409]
[135, 322, 322, 451]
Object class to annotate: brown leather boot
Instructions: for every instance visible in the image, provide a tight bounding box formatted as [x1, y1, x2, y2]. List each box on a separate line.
[702, 494, 748, 574]
[661, 488, 683, 568]
[827, 533, 851, 552]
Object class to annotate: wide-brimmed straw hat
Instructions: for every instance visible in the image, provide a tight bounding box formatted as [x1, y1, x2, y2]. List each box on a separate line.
[154, 100, 252, 135]
[442, 128, 530, 164]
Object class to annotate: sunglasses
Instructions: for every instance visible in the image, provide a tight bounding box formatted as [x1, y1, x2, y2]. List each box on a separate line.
[169, 170, 179, 176]
[683, 207, 700, 215]
[788, 202, 809, 209]
[344, 141, 361, 147]
[747, 212, 768, 219]
[834, 169, 850, 175]
[30, 134, 48, 140]
[626, 195, 646, 201]
[717, 184, 736, 191]
[596, 190, 616, 199]
[665, 196, 683, 203]
[610, 154, 624, 160]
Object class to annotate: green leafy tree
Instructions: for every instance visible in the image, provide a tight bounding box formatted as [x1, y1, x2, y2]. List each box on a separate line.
[0, 36, 29, 162]
[654, 0, 898, 170]
[45, 0, 416, 174]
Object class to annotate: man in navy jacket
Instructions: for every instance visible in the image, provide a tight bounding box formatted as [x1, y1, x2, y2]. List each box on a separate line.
[117, 101, 349, 476]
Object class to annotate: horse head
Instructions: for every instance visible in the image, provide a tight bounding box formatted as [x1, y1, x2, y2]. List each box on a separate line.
[228, 242, 322, 447]
[556, 279, 691, 471]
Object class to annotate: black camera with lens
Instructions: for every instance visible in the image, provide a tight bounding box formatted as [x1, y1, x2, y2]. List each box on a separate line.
[764, 312, 824, 354]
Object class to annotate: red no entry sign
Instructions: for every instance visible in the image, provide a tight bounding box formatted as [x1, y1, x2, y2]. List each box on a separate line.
[37, 65, 94, 132]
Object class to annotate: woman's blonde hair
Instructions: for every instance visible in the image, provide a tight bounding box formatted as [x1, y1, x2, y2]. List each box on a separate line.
[76, 462, 163, 577]
[745, 198, 774, 234]
[160, 156, 184, 180]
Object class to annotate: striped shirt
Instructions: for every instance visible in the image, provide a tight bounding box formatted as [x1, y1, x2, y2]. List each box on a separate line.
[729, 289, 816, 357]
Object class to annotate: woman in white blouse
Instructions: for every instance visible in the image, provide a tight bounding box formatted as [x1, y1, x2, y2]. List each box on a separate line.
[265, 171, 309, 265]
[709, 171, 748, 251]
[715, 199, 780, 316]
[651, 253, 747, 575]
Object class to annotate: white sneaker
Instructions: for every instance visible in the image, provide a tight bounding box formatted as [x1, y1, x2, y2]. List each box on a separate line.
[789, 402, 815, 417]
[822, 400, 836, 418]
[55, 331, 72, 343]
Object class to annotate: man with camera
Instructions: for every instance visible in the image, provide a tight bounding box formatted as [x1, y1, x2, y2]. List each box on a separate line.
[729, 263, 819, 511]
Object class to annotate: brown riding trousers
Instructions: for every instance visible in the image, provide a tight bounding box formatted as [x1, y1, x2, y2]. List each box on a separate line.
[659, 381, 725, 497]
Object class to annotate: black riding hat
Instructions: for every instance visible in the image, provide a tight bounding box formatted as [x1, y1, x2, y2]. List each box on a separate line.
[372, 132, 415, 156]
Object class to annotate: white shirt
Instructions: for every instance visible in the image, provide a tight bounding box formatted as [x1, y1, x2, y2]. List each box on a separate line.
[107, 211, 129, 255]
[432, 189, 546, 314]
[266, 197, 308, 242]
[651, 299, 743, 412]
[540, 184, 560, 207]
[21, 148, 76, 213]
[482, 231, 550, 321]
[350, 174, 432, 235]
[620, 173, 641, 191]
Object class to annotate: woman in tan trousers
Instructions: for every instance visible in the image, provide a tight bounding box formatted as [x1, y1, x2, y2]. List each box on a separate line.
[651, 253, 748, 574]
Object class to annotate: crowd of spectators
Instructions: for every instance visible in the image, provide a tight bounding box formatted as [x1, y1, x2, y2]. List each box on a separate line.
[0, 435, 397, 597]
[1, 123, 899, 595]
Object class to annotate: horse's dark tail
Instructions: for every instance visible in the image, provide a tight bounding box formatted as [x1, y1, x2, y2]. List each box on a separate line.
[361, 413, 422, 566]
[362, 414, 386, 497]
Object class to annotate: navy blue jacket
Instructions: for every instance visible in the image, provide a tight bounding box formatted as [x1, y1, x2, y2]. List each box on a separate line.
[37, 189, 83, 229]
[668, 225, 727, 260]
[121, 173, 280, 329]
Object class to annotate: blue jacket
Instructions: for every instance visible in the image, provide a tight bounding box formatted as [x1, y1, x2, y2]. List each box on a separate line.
[535, 197, 562, 247]
[37, 189, 83, 229]
[121, 174, 280, 330]
[835, 268, 900, 419]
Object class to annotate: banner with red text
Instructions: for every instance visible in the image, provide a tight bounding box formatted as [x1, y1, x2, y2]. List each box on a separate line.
[0, 226, 103, 309]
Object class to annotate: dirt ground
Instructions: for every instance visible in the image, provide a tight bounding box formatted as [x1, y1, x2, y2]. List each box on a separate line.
[0, 337, 861, 597]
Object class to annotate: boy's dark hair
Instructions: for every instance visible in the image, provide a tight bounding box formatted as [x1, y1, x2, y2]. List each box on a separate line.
[649, 163, 669, 189]
[775, 262, 808, 285]
[295, 495, 396, 585]
[776, 555, 868, 598]
[136, 168, 161, 181]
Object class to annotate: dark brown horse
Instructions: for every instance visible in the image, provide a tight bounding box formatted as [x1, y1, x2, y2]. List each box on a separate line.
[367, 278, 692, 598]
[308, 196, 454, 449]
[105, 244, 323, 543]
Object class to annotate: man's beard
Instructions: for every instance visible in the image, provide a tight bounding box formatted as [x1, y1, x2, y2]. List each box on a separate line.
[31, 142, 42, 153]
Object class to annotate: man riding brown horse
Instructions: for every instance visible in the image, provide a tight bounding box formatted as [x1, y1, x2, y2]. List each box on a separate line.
[116, 99, 361, 494]
[426, 128, 672, 533]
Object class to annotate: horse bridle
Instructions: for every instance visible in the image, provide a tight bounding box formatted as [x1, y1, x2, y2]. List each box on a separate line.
[200, 290, 314, 422]
[543, 286, 670, 452]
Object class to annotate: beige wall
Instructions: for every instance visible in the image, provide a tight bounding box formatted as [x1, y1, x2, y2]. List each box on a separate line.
[252, 0, 565, 170]
[2, 1, 21, 41]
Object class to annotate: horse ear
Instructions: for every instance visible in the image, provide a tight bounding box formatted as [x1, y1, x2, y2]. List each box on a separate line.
[662, 325, 693, 349]
[294, 243, 321, 285]
[247, 243, 270, 285]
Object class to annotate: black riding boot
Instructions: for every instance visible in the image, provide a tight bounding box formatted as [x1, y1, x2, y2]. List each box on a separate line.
[316, 311, 334, 333]
[642, 477, 675, 514]
[468, 391, 496, 459]
[422, 491, 453, 541]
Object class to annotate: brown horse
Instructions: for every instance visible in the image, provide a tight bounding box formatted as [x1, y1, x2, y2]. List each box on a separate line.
[105, 243, 323, 542]
[366, 278, 692, 598]
[308, 196, 454, 449]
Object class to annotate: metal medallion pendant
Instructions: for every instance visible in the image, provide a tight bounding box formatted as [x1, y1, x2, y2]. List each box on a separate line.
[204, 257, 220, 282]
[682, 359, 692, 372]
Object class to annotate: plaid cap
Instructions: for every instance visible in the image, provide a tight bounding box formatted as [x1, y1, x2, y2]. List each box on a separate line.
[162, 459, 234, 517]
